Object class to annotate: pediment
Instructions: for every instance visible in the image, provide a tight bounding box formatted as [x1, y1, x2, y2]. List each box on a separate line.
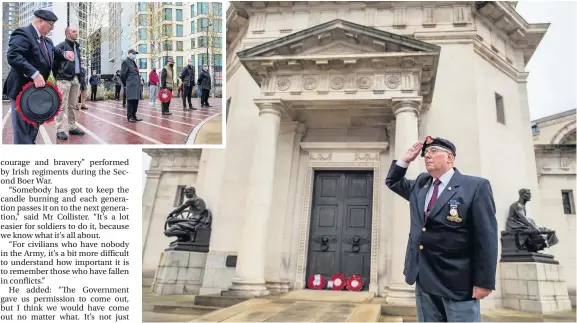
[238, 19, 440, 59]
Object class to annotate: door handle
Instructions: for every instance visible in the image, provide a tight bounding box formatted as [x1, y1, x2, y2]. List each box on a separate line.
[313, 235, 337, 252]
[347, 236, 369, 253]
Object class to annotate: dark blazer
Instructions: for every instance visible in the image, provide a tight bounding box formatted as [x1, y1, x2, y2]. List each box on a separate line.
[197, 70, 211, 90]
[180, 65, 195, 87]
[385, 161, 498, 301]
[120, 58, 141, 100]
[4, 24, 68, 100]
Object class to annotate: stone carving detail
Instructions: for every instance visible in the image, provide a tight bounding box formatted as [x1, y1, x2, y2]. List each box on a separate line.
[330, 77, 345, 90]
[385, 76, 400, 89]
[277, 76, 291, 91]
[309, 153, 332, 161]
[355, 153, 379, 161]
[357, 76, 373, 89]
[303, 76, 317, 90]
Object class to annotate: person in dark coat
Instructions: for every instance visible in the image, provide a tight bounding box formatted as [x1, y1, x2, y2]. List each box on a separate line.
[180, 59, 195, 110]
[197, 64, 211, 108]
[3, 10, 75, 144]
[89, 70, 99, 101]
[112, 70, 122, 101]
[120, 49, 142, 122]
[385, 137, 497, 322]
[159, 58, 175, 116]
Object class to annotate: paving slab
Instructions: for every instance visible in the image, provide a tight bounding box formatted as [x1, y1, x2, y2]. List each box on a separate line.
[280, 290, 375, 303]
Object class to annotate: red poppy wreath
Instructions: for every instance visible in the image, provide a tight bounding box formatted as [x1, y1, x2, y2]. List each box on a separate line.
[330, 273, 346, 291]
[307, 274, 327, 290]
[346, 275, 364, 291]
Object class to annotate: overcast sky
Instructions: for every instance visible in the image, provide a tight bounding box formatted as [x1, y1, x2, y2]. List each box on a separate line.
[142, 1, 575, 187]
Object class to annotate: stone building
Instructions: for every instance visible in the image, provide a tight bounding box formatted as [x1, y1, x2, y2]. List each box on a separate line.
[142, 1, 575, 310]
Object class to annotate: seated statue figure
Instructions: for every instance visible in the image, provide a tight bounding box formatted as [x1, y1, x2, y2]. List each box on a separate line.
[164, 186, 212, 244]
[504, 189, 559, 252]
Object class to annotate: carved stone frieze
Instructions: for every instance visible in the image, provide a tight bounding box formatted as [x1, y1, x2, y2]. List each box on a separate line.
[277, 76, 291, 91]
[330, 76, 345, 90]
[355, 153, 379, 161]
[303, 75, 318, 90]
[386, 75, 400, 89]
[357, 75, 373, 89]
[309, 153, 332, 161]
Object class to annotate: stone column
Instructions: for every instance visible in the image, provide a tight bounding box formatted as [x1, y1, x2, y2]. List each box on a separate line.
[386, 99, 421, 305]
[224, 100, 283, 297]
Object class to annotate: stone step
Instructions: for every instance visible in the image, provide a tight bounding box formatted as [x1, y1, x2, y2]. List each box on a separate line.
[152, 304, 221, 316]
[280, 290, 376, 303]
[193, 294, 248, 308]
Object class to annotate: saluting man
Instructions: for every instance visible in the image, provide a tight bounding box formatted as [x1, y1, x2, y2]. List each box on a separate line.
[4, 10, 75, 144]
[386, 137, 498, 322]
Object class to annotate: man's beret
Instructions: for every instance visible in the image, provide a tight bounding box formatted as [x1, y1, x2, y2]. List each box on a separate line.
[34, 10, 58, 22]
[421, 136, 456, 157]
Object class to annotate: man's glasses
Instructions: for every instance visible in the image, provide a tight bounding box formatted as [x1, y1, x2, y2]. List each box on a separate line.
[424, 147, 451, 155]
[43, 19, 55, 27]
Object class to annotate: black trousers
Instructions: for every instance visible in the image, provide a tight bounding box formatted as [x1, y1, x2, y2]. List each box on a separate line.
[126, 99, 139, 120]
[90, 85, 97, 101]
[161, 89, 172, 113]
[201, 89, 210, 106]
[182, 85, 193, 107]
[115, 85, 121, 100]
[122, 89, 126, 107]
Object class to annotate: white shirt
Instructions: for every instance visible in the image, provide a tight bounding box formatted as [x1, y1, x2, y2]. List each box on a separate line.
[395, 160, 455, 212]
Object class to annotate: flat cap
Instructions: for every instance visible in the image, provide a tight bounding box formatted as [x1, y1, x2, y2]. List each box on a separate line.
[34, 9, 58, 22]
[128, 48, 139, 54]
[421, 136, 456, 157]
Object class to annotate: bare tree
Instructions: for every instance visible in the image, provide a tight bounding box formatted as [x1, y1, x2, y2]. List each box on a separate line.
[69, 2, 107, 74]
[205, 2, 223, 96]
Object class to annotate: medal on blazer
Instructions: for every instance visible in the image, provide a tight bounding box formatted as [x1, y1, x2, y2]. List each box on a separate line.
[446, 199, 462, 223]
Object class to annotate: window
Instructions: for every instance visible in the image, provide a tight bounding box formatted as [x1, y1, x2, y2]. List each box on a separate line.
[213, 19, 222, 32]
[138, 44, 148, 54]
[176, 2, 183, 5]
[190, 4, 195, 17]
[562, 190, 575, 215]
[174, 186, 186, 207]
[140, 72, 147, 83]
[531, 122, 539, 135]
[212, 2, 222, 16]
[138, 28, 147, 40]
[163, 8, 172, 21]
[190, 38, 196, 49]
[198, 53, 208, 65]
[189, 55, 195, 66]
[190, 21, 195, 33]
[176, 24, 183, 37]
[163, 40, 173, 51]
[214, 54, 222, 67]
[138, 2, 147, 11]
[163, 25, 173, 37]
[163, 56, 170, 66]
[495, 93, 505, 124]
[198, 2, 209, 14]
[197, 18, 209, 31]
[176, 9, 183, 21]
[176, 41, 183, 51]
[176, 56, 183, 68]
[198, 36, 208, 47]
[139, 58, 147, 69]
[138, 14, 147, 26]
[213, 37, 222, 48]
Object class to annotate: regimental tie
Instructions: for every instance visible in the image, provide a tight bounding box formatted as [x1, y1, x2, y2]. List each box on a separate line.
[39, 36, 50, 65]
[425, 179, 442, 221]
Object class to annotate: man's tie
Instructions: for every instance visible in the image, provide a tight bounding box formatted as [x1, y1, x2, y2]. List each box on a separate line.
[425, 179, 442, 221]
[39, 36, 50, 65]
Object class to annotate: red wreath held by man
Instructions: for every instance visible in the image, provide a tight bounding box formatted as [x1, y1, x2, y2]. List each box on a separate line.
[158, 88, 172, 103]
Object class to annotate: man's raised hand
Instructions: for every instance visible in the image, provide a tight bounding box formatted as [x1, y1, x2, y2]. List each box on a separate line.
[402, 141, 424, 163]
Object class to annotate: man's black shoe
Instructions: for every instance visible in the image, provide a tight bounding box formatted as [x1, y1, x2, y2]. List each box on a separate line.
[56, 132, 68, 140]
[69, 128, 85, 136]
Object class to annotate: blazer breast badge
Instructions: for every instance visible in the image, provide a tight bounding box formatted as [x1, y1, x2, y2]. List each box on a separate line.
[446, 199, 463, 223]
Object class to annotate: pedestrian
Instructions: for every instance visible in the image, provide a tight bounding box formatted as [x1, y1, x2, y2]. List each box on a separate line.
[52, 26, 85, 141]
[112, 70, 122, 100]
[140, 76, 144, 100]
[180, 58, 196, 110]
[120, 48, 142, 122]
[3, 10, 75, 144]
[197, 64, 211, 107]
[385, 137, 498, 322]
[160, 58, 175, 116]
[77, 67, 87, 110]
[89, 70, 99, 100]
[148, 66, 159, 106]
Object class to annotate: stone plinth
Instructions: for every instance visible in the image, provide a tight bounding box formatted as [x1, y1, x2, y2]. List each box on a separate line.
[500, 262, 572, 313]
[151, 250, 207, 295]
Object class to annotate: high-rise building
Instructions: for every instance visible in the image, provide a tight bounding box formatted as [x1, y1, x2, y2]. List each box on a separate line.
[108, 2, 136, 73]
[130, 2, 223, 88]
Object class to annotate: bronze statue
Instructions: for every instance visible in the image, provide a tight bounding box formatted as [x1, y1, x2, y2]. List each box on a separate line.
[164, 187, 212, 244]
[504, 189, 559, 252]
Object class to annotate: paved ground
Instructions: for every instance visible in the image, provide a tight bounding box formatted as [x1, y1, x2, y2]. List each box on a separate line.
[2, 98, 222, 145]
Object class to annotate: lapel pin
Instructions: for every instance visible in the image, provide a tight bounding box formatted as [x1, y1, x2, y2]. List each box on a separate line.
[448, 187, 452, 191]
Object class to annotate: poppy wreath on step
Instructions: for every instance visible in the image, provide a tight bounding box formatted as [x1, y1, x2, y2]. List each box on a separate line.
[307, 274, 327, 290]
[329, 273, 346, 291]
[346, 275, 363, 291]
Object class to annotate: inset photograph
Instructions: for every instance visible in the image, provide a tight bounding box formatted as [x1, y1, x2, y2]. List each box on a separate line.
[2, 2, 223, 145]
